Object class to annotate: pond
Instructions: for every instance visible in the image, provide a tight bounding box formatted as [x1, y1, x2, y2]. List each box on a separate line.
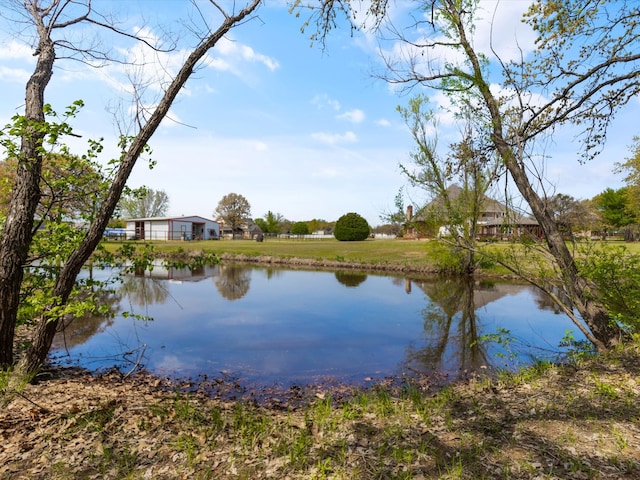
[51, 264, 585, 394]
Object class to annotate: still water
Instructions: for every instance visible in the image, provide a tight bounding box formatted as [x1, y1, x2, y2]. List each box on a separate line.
[51, 264, 584, 389]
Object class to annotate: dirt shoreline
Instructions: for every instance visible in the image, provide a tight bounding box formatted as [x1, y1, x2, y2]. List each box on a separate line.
[2, 343, 639, 479]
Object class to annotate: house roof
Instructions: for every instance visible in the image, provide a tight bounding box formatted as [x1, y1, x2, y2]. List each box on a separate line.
[413, 184, 507, 221]
[125, 215, 216, 223]
[483, 214, 539, 226]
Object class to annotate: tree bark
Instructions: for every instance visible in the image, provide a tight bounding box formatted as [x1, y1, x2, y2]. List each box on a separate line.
[0, 34, 55, 367]
[17, 0, 262, 376]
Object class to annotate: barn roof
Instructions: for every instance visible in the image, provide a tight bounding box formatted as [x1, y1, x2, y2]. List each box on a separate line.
[125, 215, 216, 223]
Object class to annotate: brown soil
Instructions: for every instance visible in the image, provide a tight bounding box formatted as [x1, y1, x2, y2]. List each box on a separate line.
[2, 344, 639, 479]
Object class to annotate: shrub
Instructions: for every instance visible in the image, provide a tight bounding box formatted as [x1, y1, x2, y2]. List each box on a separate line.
[334, 212, 370, 241]
[576, 244, 640, 334]
[290, 222, 309, 235]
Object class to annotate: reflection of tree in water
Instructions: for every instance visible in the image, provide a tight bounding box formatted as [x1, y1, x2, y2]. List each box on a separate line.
[532, 286, 571, 315]
[262, 267, 284, 280]
[334, 271, 367, 288]
[119, 275, 170, 306]
[403, 276, 489, 375]
[53, 275, 122, 350]
[214, 265, 251, 300]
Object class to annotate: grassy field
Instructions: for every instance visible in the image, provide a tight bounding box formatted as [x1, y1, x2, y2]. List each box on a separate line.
[103, 238, 442, 270]
[100, 236, 640, 276]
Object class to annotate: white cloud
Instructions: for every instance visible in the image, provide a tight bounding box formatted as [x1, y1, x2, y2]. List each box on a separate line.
[312, 167, 339, 178]
[311, 94, 341, 111]
[473, 1, 537, 62]
[204, 56, 233, 72]
[311, 131, 358, 145]
[211, 37, 279, 71]
[253, 141, 268, 152]
[338, 109, 365, 123]
[0, 66, 30, 83]
[0, 40, 34, 60]
[53, 25, 278, 99]
[376, 118, 391, 127]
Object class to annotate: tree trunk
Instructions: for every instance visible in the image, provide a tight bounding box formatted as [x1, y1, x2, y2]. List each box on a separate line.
[0, 36, 55, 367]
[503, 154, 623, 351]
[451, 4, 625, 351]
[17, 0, 262, 376]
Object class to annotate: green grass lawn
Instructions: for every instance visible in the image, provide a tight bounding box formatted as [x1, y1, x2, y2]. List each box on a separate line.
[100, 237, 640, 276]
[103, 237, 438, 268]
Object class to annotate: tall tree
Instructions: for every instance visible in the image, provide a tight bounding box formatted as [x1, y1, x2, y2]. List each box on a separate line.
[300, 0, 640, 350]
[254, 210, 285, 234]
[0, 0, 159, 368]
[593, 188, 636, 232]
[290, 221, 309, 235]
[0, 0, 263, 374]
[397, 95, 500, 273]
[215, 193, 252, 239]
[118, 187, 169, 219]
[615, 136, 640, 219]
[546, 193, 600, 238]
[0, 150, 106, 223]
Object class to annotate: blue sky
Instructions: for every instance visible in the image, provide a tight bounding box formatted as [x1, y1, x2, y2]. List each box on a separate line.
[0, 1, 634, 226]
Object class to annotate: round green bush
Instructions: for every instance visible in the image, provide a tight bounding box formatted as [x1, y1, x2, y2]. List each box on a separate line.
[290, 221, 309, 235]
[334, 212, 370, 241]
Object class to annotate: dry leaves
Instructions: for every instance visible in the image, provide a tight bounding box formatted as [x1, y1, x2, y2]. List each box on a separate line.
[1, 347, 640, 479]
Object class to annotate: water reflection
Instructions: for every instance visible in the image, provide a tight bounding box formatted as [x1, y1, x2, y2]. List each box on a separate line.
[214, 264, 251, 300]
[334, 271, 368, 288]
[404, 277, 488, 375]
[120, 276, 170, 306]
[52, 265, 583, 389]
[52, 269, 121, 351]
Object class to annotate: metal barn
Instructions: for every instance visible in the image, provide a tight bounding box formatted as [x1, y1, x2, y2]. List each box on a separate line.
[124, 216, 219, 241]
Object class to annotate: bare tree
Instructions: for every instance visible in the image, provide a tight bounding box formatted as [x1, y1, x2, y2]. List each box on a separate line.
[0, 0, 263, 375]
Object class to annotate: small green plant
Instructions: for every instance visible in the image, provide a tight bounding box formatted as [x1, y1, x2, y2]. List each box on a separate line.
[289, 428, 313, 469]
[612, 425, 629, 451]
[475, 328, 521, 369]
[232, 402, 272, 448]
[373, 387, 395, 416]
[594, 380, 619, 399]
[428, 241, 468, 274]
[208, 405, 225, 432]
[173, 393, 206, 425]
[576, 244, 640, 334]
[559, 329, 596, 364]
[312, 395, 334, 428]
[312, 458, 333, 479]
[402, 383, 427, 414]
[173, 434, 199, 466]
[73, 402, 116, 432]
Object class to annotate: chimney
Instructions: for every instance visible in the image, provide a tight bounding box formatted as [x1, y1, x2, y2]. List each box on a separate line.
[406, 205, 413, 221]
